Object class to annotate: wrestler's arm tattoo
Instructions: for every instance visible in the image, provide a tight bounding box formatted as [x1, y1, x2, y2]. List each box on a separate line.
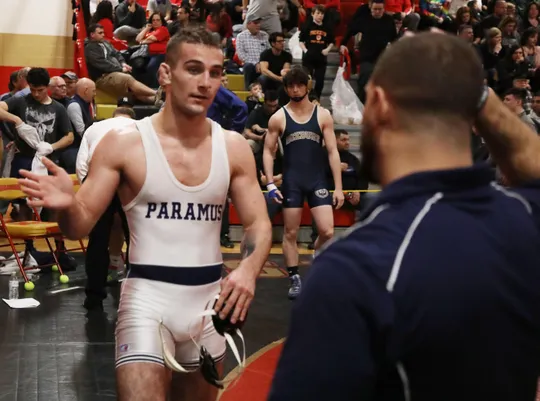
[240, 234, 256, 259]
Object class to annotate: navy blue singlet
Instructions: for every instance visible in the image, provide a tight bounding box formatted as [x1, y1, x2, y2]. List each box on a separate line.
[280, 105, 332, 209]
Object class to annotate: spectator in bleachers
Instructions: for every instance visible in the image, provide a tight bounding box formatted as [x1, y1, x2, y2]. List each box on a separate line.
[260, 32, 293, 93]
[451, 6, 479, 36]
[332, 129, 368, 204]
[91, 0, 115, 43]
[458, 23, 475, 42]
[448, 0, 481, 17]
[244, 89, 280, 154]
[134, 12, 171, 88]
[0, 71, 20, 101]
[89, 0, 119, 15]
[12, 68, 31, 98]
[506, 2, 521, 25]
[495, 44, 531, 94]
[48, 77, 69, 108]
[227, 0, 244, 27]
[64, 78, 96, 174]
[61, 72, 78, 98]
[477, 0, 506, 38]
[114, 0, 147, 42]
[208, 72, 248, 133]
[521, 28, 540, 90]
[520, 2, 540, 32]
[499, 15, 519, 47]
[302, 0, 341, 29]
[531, 91, 540, 117]
[419, 0, 452, 30]
[245, 82, 264, 113]
[384, 0, 420, 31]
[206, 2, 233, 46]
[512, 75, 534, 114]
[146, 0, 173, 21]
[339, 0, 397, 103]
[476, 27, 505, 86]
[503, 87, 538, 133]
[299, 5, 334, 99]
[0, 68, 74, 174]
[183, 0, 206, 22]
[85, 23, 158, 104]
[0, 68, 76, 269]
[236, 15, 270, 89]
[168, 5, 190, 36]
[243, 0, 305, 34]
[277, 0, 291, 32]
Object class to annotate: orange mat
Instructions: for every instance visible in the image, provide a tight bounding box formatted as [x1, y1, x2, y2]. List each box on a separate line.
[218, 340, 284, 401]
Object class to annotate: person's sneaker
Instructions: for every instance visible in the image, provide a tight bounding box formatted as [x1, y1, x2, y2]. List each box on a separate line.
[57, 253, 78, 272]
[220, 235, 234, 249]
[288, 274, 302, 300]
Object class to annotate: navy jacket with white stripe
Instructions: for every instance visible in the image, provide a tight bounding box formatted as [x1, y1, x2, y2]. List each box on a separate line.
[268, 165, 540, 401]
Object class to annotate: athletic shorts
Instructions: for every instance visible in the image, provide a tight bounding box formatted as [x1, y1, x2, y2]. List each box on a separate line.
[115, 277, 226, 369]
[282, 177, 333, 209]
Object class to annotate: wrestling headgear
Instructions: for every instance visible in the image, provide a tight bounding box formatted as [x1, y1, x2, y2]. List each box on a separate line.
[159, 295, 246, 389]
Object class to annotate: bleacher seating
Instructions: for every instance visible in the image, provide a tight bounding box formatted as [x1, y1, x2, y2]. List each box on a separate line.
[84, 0, 372, 229]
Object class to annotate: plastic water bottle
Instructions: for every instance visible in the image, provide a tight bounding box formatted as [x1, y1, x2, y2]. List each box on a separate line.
[8, 272, 19, 300]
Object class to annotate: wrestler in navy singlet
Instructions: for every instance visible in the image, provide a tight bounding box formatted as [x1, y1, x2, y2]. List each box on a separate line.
[281, 105, 332, 208]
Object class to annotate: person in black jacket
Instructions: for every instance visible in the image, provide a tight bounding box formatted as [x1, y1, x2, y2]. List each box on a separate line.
[114, 0, 147, 42]
[339, 0, 397, 102]
[299, 5, 335, 99]
[84, 24, 157, 104]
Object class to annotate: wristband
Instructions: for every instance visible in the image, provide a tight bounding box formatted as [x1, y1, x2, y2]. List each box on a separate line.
[267, 183, 277, 191]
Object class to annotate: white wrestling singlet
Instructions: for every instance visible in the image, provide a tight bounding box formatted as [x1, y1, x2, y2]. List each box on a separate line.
[115, 116, 230, 369]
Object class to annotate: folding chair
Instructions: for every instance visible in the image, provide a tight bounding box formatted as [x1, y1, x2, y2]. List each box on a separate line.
[0, 174, 86, 290]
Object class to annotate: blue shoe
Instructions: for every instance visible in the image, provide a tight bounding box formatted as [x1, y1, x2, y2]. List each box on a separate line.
[288, 274, 302, 300]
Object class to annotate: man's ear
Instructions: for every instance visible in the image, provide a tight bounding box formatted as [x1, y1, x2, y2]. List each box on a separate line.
[158, 62, 172, 87]
[367, 85, 391, 126]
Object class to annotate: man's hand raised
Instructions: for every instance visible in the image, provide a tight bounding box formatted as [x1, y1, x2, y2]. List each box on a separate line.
[18, 157, 75, 209]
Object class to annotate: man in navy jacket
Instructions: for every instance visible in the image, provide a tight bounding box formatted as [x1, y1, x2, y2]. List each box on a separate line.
[268, 33, 540, 401]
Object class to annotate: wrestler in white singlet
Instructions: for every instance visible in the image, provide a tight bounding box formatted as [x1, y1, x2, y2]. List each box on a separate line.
[115, 116, 230, 369]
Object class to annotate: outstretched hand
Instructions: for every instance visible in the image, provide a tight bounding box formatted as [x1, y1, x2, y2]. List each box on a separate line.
[18, 157, 75, 209]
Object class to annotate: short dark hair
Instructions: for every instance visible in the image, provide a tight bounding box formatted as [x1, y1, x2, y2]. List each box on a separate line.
[88, 23, 104, 36]
[313, 4, 326, 14]
[264, 90, 279, 102]
[166, 26, 222, 67]
[505, 87, 526, 102]
[335, 129, 349, 137]
[283, 65, 310, 88]
[113, 107, 136, 119]
[269, 32, 284, 45]
[8, 71, 18, 91]
[370, 33, 484, 126]
[26, 68, 50, 88]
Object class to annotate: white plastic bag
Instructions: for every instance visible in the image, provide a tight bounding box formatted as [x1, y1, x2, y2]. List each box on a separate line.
[288, 31, 303, 60]
[330, 65, 364, 126]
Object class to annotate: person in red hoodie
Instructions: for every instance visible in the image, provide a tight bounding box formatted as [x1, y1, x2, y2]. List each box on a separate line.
[302, 0, 341, 29]
[385, 0, 421, 30]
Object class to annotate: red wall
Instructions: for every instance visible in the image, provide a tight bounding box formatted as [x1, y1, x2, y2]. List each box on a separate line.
[0, 66, 70, 94]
